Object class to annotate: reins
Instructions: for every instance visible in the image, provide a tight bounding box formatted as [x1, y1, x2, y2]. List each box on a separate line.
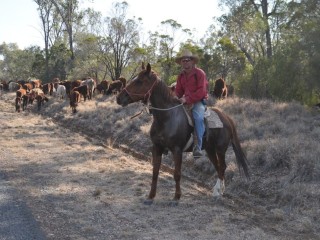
[148, 103, 183, 111]
[130, 102, 183, 120]
[130, 107, 148, 119]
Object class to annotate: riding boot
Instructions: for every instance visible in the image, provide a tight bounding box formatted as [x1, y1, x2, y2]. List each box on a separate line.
[192, 132, 203, 158]
[191, 115, 203, 158]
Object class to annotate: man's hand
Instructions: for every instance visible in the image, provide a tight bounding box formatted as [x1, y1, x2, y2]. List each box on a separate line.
[179, 96, 186, 104]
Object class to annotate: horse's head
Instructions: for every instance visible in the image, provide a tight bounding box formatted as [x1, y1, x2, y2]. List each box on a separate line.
[116, 63, 158, 107]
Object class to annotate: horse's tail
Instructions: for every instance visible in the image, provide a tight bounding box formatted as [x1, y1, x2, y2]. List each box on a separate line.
[229, 117, 250, 180]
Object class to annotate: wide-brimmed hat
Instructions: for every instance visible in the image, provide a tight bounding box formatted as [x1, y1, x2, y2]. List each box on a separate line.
[175, 49, 199, 64]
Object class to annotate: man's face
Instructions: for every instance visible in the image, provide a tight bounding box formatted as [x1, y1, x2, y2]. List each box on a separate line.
[180, 57, 194, 70]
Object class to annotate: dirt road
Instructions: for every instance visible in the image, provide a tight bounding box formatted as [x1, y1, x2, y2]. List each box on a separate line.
[0, 92, 316, 240]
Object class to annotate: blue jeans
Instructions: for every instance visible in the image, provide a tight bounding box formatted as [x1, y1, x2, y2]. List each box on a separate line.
[192, 101, 206, 151]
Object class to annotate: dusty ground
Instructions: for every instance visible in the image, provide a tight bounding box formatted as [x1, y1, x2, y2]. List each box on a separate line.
[0, 91, 318, 240]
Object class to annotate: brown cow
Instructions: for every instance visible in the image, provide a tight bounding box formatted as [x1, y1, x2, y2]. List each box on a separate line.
[118, 77, 127, 88]
[71, 80, 82, 90]
[30, 79, 42, 88]
[72, 85, 88, 101]
[22, 93, 36, 111]
[16, 88, 27, 98]
[35, 93, 49, 111]
[106, 80, 123, 95]
[16, 88, 28, 112]
[81, 78, 96, 100]
[96, 80, 110, 94]
[212, 78, 227, 99]
[22, 83, 33, 92]
[60, 80, 72, 97]
[15, 97, 22, 112]
[69, 90, 81, 113]
[42, 83, 53, 95]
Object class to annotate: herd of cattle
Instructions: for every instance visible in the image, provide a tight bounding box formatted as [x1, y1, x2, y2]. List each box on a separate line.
[0, 76, 233, 113]
[0, 77, 127, 113]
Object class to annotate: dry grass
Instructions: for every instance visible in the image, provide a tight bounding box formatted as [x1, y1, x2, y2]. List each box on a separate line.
[216, 98, 320, 220]
[1, 91, 320, 238]
[35, 93, 320, 213]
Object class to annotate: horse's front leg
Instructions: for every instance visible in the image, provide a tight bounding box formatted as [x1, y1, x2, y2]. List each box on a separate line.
[172, 148, 183, 201]
[144, 145, 163, 205]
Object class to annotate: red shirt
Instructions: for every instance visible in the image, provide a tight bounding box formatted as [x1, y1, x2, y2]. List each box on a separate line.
[175, 67, 208, 104]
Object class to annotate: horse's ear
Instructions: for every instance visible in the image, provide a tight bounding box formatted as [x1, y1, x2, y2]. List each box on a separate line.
[146, 63, 151, 73]
[141, 62, 145, 70]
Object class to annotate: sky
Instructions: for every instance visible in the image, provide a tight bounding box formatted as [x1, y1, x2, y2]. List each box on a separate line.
[0, 0, 224, 49]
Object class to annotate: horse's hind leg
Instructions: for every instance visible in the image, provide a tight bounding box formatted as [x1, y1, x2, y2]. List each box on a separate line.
[206, 148, 226, 197]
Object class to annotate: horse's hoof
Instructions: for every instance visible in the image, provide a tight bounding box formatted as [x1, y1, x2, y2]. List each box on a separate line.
[143, 199, 154, 205]
[212, 196, 223, 205]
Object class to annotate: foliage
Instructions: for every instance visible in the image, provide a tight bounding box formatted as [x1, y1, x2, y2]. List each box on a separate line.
[1, 0, 320, 105]
[98, 1, 141, 81]
[0, 43, 42, 80]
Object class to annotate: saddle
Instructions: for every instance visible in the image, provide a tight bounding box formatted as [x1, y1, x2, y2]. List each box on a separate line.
[182, 106, 223, 152]
[183, 105, 223, 129]
[204, 108, 223, 128]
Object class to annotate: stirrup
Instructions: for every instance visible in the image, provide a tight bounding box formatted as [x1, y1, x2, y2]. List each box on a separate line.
[193, 148, 203, 158]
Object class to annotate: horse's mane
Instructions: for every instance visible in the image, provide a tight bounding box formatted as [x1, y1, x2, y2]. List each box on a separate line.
[150, 71, 179, 104]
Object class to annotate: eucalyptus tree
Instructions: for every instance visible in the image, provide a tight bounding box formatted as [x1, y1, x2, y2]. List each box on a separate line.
[51, 0, 82, 63]
[296, 0, 320, 103]
[71, 8, 104, 80]
[0, 43, 42, 80]
[73, 32, 102, 80]
[216, 0, 289, 98]
[267, 0, 320, 104]
[149, 19, 193, 83]
[98, 1, 141, 81]
[34, 0, 57, 81]
[200, 23, 246, 87]
[34, 0, 83, 79]
[219, 0, 287, 59]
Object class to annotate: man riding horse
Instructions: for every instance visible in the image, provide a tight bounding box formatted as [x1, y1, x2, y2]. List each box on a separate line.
[174, 50, 209, 158]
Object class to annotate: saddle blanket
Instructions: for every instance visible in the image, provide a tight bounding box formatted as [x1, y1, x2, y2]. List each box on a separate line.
[205, 109, 223, 128]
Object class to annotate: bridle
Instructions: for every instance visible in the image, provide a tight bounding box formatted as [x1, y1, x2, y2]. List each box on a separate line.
[120, 75, 184, 118]
[121, 75, 159, 103]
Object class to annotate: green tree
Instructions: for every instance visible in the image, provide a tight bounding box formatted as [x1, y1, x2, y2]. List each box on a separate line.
[34, 0, 56, 81]
[98, 1, 141, 80]
[217, 0, 289, 98]
[0, 43, 42, 81]
[51, 0, 81, 64]
[267, 0, 320, 104]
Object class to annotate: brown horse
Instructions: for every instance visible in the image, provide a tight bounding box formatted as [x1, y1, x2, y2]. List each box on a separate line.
[116, 63, 249, 205]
